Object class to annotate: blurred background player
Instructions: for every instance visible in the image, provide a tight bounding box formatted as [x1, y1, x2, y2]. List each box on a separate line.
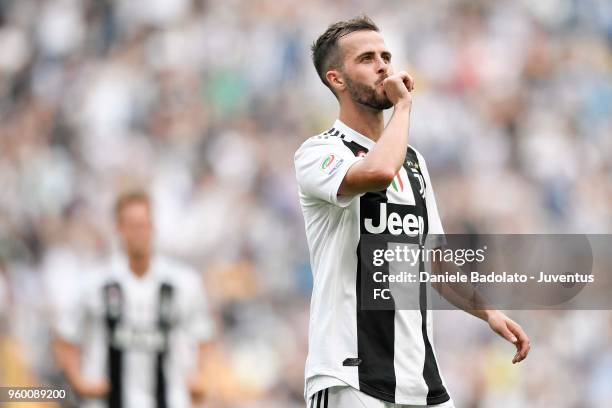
[53, 191, 214, 408]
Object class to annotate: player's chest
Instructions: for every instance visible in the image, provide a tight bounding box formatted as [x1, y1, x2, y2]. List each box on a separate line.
[359, 150, 427, 207]
[97, 280, 181, 344]
[114, 281, 178, 317]
[385, 156, 426, 206]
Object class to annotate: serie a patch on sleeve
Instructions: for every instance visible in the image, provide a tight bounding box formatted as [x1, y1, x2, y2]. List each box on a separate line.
[320, 153, 344, 175]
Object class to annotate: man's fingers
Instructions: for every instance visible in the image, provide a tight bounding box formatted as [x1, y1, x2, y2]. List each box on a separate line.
[512, 340, 530, 364]
[405, 74, 414, 91]
[508, 319, 529, 346]
[507, 320, 530, 363]
[396, 71, 414, 91]
[497, 322, 517, 344]
[490, 314, 531, 364]
[512, 339, 528, 363]
[404, 78, 413, 92]
[516, 337, 531, 362]
[386, 71, 413, 91]
[503, 329, 518, 344]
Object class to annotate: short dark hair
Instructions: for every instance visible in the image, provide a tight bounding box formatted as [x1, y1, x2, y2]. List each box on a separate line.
[311, 15, 379, 94]
[114, 190, 151, 221]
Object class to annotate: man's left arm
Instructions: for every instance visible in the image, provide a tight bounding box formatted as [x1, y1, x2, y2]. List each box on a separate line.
[430, 259, 531, 364]
[187, 342, 214, 403]
[182, 271, 216, 403]
[419, 151, 530, 364]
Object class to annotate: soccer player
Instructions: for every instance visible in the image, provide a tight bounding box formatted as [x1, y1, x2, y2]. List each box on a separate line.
[53, 191, 214, 408]
[294, 16, 530, 408]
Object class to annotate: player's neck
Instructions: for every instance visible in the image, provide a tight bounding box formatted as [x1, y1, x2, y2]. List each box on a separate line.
[128, 253, 150, 278]
[339, 103, 384, 143]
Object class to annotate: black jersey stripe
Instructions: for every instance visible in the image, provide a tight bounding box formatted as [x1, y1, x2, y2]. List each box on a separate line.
[104, 282, 123, 408]
[419, 277, 450, 404]
[156, 283, 174, 408]
[155, 355, 167, 408]
[407, 148, 450, 405]
[342, 139, 397, 402]
[355, 198, 397, 402]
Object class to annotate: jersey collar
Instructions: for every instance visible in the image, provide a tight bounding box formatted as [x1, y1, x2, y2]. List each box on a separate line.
[333, 119, 376, 150]
[111, 251, 160, 280]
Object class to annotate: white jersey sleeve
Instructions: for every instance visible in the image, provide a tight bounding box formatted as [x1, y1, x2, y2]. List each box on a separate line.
[180, 269, 215, 343]
[415, 150, 445, 248]
[294, 136, 365, 207]
[54, 276, 97, 345]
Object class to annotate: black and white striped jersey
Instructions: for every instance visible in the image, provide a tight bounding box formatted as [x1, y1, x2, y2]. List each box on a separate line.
[295, 119, 451, 406]
[55, 254, 214, 408]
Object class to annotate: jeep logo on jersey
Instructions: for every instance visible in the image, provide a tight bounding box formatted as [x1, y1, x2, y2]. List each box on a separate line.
[320, 153, 344, 175]
[364, 203, 424, 236]
[112, 326, 166, 351]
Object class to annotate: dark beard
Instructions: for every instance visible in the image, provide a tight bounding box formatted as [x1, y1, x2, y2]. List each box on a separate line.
[344, 75, 393, 110]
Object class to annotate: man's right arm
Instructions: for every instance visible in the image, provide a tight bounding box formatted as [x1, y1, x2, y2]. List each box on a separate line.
[52, 282, 110, 398]
[339, 71, 414, 196]
[53, 337, 110, 397]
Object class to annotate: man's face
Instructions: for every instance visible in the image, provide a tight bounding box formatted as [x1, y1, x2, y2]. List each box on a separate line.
[116, 202, 153, 257]
[335, 30, 394, 110]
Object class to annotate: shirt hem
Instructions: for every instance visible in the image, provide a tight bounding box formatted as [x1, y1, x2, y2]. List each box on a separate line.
[358, 380, 451, 406]
[306, 371, 451, 406]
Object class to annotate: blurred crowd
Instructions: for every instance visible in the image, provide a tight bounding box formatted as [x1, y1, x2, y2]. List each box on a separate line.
[0, 0, 611, 407]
